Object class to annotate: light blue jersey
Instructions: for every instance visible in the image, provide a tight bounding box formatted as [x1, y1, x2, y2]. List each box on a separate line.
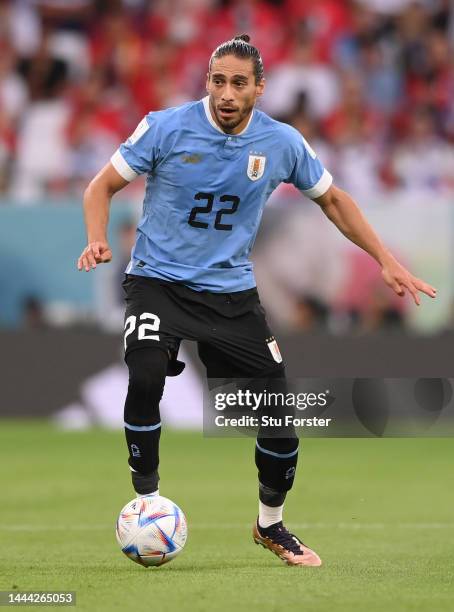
[111, 97, 332, 292]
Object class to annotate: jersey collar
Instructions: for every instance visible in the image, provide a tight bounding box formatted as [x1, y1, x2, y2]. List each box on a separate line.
[202, 96, 254, 136]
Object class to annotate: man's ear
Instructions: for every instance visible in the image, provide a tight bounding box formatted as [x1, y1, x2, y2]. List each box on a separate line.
[205, 72, 210, 93]
[256, 78, 265, 98]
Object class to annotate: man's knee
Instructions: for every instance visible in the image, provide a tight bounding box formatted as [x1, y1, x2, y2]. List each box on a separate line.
[125, 348, 168, 425]
[126, 347, 167, 389]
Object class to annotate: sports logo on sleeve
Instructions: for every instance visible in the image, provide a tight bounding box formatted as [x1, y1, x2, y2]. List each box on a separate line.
[247, 154, 266, 181]
[128, 117, 150, 145]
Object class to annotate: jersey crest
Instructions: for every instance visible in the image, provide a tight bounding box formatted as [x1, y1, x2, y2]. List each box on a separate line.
[247, 154, 266, 181]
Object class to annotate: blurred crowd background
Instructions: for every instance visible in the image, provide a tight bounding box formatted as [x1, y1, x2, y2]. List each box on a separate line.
[0, 0, 453, 336]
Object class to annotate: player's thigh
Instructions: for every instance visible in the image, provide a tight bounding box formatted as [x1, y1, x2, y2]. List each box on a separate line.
[197, 341, 240, 379]
[197, 340, 285, 380]
[198, 340, 292, 441]
[199, 300, 289, 433]
[201, 302, 284, 376]
[122, 274, 181, 363]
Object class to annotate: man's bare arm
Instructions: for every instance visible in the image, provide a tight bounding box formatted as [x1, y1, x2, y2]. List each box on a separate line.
[77, 162, 130, 272]
[314, 184, 437, 305]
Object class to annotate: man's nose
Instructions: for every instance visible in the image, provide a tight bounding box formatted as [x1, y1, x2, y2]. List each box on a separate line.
[221, 83, 234, 101]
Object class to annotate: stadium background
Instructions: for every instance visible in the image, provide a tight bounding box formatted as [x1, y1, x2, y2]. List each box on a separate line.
[0, 1, 453, 611]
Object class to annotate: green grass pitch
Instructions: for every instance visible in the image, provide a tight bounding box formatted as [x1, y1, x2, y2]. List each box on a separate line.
[1, 421, 453, 611]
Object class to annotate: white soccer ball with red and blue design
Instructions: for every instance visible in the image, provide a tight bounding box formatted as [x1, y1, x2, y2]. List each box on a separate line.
[116, 495, 187, 567]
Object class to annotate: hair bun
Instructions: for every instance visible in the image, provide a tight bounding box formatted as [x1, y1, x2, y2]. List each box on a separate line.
[210, 34, 263, 83]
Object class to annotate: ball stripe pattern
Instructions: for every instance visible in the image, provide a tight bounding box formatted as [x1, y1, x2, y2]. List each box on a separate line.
[116, 495, 187, 567]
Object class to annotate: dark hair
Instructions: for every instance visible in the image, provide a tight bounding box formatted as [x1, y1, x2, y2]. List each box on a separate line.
[209, 34, 264, 84]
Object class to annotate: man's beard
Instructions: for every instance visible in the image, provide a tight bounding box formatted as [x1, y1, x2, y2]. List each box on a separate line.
[212, 100, 254, 133]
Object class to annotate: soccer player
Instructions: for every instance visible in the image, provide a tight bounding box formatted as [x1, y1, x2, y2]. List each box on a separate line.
[77, 35, 436, 566]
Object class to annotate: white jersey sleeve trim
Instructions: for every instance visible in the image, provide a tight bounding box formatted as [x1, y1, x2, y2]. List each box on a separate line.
[301, 169, 333, 199]
[110, 150, 138, 182]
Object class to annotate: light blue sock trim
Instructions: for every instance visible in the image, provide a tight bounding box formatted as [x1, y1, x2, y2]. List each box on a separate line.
[256, 441, 298, 459]
[124, 421, 161, 432]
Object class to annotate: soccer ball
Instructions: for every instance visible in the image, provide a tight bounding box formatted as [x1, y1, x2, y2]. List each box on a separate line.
[116, 495, 188, 567]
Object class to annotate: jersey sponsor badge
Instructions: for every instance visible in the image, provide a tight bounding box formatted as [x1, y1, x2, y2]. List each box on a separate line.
[247, 154, 266, 181]
[128, 117, 150, 145]
[266, 337, 283, 363]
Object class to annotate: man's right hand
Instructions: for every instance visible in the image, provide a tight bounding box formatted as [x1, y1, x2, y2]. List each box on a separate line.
[77, 241, 112, 271]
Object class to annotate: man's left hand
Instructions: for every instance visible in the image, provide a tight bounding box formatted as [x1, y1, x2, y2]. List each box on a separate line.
[381, 255, 437, 306]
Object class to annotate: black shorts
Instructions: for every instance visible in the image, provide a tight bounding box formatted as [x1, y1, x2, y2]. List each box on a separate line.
[122, 274, 284, 377]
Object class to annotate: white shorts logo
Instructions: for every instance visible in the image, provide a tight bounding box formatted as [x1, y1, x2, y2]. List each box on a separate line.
[266, 338, 283, 363]
[247, 154, 266, 181]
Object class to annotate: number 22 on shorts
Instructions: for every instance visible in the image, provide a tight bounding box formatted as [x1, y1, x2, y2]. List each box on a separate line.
[124, 313, 161, 350]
